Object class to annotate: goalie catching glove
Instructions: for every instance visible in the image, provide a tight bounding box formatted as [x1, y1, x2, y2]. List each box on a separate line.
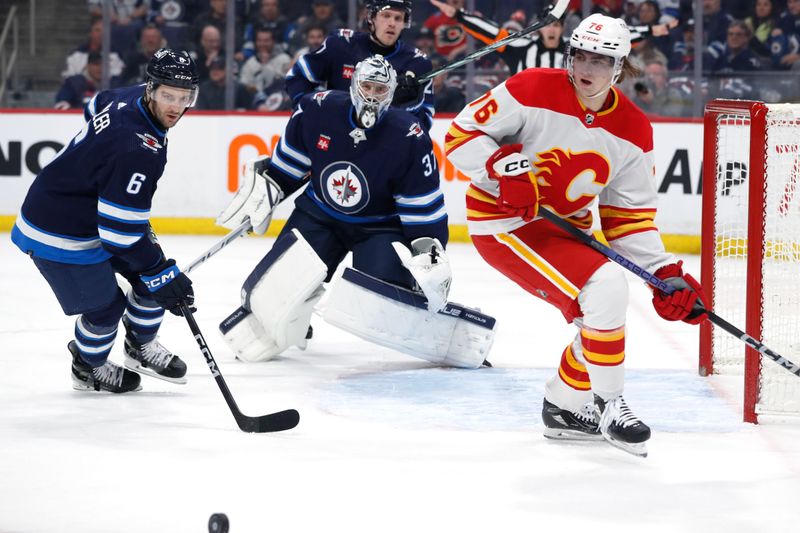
[651, 261, 708, 324]
[486, 144, 540, 221]
[216, 155, 284, 235]
[392, 237, 452, 313]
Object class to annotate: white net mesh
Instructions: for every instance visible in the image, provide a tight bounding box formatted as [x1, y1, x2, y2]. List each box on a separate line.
[711, 104, 800, 419]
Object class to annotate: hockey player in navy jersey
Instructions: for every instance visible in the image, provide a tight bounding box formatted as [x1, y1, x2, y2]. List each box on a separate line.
[11, 49, 199, 393]
[286, 0, 436, 129]
[216, 55, 495, 368]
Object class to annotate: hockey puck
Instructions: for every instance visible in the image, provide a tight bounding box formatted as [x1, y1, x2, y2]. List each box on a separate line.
[209, 513, 229, 533]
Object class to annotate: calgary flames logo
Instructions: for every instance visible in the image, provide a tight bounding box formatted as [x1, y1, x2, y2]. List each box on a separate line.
[533, 148, 611, 217]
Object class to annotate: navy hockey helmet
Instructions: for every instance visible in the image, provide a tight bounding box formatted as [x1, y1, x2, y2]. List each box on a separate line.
[350, 55, 397, 129]
[366, 0, 413, 29]
[145, 48, 199, 107]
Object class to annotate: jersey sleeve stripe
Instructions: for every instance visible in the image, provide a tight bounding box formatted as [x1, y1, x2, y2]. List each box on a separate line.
[296, 56, 319, 84]
[278, 136, 312, 167]
[271, 151, 309, 180]
[444, 123, 486, 155]
[97, 226, 144, 248]
[399, 206, 448, 224]
[98, 199, 151, 223]
[394, 189, 443, 207]
[599, 206, 658, 241]
[14, 213, 102, 250]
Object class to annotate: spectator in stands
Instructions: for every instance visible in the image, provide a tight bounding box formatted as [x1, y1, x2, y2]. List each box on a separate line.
[63, 18, 126, 80]
[710, 19, 764, 72]
[195, 56, 254, 110]
[772, 0, 800, 69]
[239, 27, 292, 93]
[195, 24, 224, 82]
[669, 17, 696, 70]
[631, 60, 688, 116]
[291, 0, 345, 52]
[414, 27, 441, 63]
[121, 24, 166, 85]
[87, 0, 149, 54]
[55, 52, 120, 110]
[243, 0, 292, 55]
[634, 1, 672, 56]
[429, 58, 465, 113]
[291, 21, 327, 63]
[191, 0, 245, 59]
[148, 0, 204, 48]
[424, 0, 467, 60]
[745, 0, 778, 59]
[702, 0, 735, 58]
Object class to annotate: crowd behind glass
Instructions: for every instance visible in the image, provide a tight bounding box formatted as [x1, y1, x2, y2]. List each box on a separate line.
[42, 0, 800, 115]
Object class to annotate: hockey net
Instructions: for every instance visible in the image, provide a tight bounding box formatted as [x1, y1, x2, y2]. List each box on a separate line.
[700, 99, 800, 423]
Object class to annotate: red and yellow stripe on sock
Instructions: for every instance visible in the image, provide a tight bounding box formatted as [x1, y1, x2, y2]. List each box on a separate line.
[581, 327, 625, 367]
[557, 343, 591, 391]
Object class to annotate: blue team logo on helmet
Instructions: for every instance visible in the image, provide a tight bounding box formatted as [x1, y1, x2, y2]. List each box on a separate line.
[318, 161, 370, 214]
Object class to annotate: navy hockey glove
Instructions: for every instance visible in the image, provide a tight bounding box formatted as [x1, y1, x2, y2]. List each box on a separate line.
[140, 259, 195, 316]
[392, 72, 422, 106]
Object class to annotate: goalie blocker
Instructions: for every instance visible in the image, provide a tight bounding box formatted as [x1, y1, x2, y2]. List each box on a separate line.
[218, 230, 495, 368]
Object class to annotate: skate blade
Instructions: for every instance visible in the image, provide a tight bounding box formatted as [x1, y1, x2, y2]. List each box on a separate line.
[543, 427, 604, 441]
[71, 376, 143, 393]
[602, 435, 648, 458]
[124, 356, 188, 385]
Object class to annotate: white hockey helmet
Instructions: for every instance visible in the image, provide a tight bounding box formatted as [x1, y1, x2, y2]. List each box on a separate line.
[567, 14, 631, 89]
[349, 55, 398, 129]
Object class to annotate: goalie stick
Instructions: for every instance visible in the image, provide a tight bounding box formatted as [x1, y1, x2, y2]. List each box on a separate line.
[180, 302, 300, 433]
[535, 208, 800, 379]
[184, 219, 252, 275]
[415, 0, 569, 84]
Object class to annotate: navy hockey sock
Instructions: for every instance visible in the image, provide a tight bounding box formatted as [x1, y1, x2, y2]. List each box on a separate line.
[122, 290, 164, 344]
[73, 315, 118, 368]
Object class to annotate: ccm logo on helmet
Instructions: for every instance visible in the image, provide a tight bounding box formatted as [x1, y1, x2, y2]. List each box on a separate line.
[504, 159, 531, 173]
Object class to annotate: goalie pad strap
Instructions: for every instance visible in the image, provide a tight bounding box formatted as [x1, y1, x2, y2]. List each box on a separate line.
[324, 268, 495, 368]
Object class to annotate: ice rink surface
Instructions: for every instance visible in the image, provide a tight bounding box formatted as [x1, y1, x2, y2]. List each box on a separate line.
[1, 234, 799, 533]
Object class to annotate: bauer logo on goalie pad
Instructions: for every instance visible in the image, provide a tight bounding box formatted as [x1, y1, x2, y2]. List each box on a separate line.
[318, 161, 370, 214]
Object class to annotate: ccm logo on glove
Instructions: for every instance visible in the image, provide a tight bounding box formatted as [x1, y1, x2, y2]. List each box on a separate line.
[142, 264, 179, 290]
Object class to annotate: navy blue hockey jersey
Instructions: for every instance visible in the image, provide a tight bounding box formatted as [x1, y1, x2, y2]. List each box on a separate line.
[267, 90, 447, 245]
[286, 29, 435, 129]
[11, 85, 167, 271]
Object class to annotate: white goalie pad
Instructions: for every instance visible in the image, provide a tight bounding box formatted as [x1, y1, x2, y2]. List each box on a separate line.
[219, 229, 326, 362]
[322, 267, 496, 368]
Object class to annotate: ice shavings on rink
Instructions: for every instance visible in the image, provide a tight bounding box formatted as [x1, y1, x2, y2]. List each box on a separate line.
[323, 368, 743, 433]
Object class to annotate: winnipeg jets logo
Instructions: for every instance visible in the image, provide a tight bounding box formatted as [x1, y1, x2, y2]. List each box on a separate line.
[318, 161, 370, 214]
[313, 90, 331, 106]
[406, 123, 423, 138]
[349, 127, 367, 145]
[136, 132, 163, 152]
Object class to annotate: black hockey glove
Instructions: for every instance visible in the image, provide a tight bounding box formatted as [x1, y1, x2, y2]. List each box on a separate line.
[392, 72, 422, 107]
[139, 259, 195, 316]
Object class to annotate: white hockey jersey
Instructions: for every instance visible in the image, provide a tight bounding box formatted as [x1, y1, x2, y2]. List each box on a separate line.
[445, 68, 673, 273]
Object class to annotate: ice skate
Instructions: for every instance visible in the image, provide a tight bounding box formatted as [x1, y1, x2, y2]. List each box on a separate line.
[542, 398, 602, 440]
[69, 341, 142, 393]
[123, 318, 187, 384]
[123, 335, 187, 384]
[594, 395, 651, 457]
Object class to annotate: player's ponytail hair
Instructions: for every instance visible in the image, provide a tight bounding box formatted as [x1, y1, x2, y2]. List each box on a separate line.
[616, 57, 642, 84]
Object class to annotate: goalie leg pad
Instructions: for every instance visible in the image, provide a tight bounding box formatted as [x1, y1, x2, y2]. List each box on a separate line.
[322, 268, 496, 368]
[220, 229, 327, 362]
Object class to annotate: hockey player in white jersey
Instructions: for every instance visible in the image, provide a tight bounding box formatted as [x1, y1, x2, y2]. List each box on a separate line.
[444, 14, 708, 456]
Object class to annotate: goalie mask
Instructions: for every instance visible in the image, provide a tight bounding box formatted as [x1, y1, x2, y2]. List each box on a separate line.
[566, 14, 631, 97]
[349, 55, 397, 129]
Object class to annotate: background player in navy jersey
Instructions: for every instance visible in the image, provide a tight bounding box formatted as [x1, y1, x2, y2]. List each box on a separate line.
[286, 0, 436, 130]
[11, 49, 199, 393]
[216, 55, 495, 369]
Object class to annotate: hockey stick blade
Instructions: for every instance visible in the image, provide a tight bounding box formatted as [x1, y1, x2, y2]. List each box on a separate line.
[416, 0, 569, 84]
[536, 208, 800, 379]
[180, 303, 300, 433]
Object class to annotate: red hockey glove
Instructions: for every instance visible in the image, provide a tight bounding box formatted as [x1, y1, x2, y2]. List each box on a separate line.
[485, 144, 539, 221]
[651, 261, 708, 324]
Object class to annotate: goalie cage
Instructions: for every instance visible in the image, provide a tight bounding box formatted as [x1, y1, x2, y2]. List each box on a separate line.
[701, 99, 800, 424]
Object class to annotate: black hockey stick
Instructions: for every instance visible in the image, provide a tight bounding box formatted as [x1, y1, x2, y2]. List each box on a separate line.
[184, 220, 252, 275]
[180, 302, 300, 433]
[536, 208, 800, 378]
[415, 0, 569, 84]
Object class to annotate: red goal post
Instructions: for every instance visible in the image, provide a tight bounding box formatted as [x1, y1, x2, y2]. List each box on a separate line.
[700, 99, 800, 424]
